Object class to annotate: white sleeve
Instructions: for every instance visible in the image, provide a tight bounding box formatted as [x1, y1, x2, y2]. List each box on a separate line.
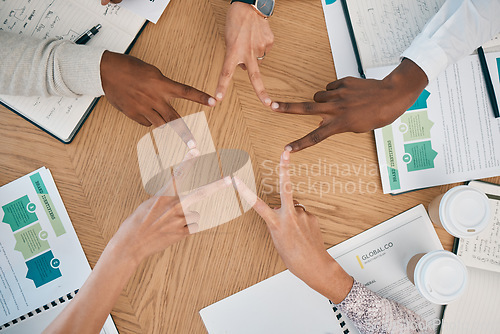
[401, 0, 500, 82]
[0, 31, 106, 97]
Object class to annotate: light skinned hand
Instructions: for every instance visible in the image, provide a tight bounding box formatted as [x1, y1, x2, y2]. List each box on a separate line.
[234, 149, 353, 303]
[109, 145, 233, 263]
[100, 0, 121, 5]
[215, 2, 274, 106]
[100, 51, 216, 128]
[271, 58, 428, 152]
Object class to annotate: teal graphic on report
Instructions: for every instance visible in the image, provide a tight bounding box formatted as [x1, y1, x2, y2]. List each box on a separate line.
[1, 174, 65, 288]
[25, 250, 62, 288]
[403, 141, 438, 172]
[407, 89, 430, 111]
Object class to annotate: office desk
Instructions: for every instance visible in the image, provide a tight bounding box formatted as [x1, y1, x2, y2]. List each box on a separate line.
[1, 0, 498, 332]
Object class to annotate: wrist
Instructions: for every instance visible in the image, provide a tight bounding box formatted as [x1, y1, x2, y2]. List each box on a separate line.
[308, 257, 354, 304]
[104, 233, 144, 269]
[230, 0, 274, 18]
[384, 58, 428, 101]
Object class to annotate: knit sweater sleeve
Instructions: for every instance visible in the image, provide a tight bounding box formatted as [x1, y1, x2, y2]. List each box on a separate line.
[0, 31, 106, 97]
[335, 280, 434, 334]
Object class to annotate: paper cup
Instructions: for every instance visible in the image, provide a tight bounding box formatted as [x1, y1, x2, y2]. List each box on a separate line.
[428, 185, 491, 238]
[407, 250, 467, 305]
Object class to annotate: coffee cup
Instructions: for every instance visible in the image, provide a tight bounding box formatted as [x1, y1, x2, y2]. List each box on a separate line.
[428, 185, 490, 238]
[406, 250, 467, 305]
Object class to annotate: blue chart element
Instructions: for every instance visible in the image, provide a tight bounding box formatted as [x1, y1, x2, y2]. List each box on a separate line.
[407, 89, 430, 111]
[325, 0, 337, 4]
[497, 58, 500, 83]
[25, 250, 62, 288]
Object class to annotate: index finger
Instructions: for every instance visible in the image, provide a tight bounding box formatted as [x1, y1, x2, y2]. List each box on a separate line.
[246, 60, 271, 106]
[279, 148, 294, 211]
[166, 116, 197, 148]
[233, 177, 275, 222]
[154, 148, 200, 197]
[180, 176, 233, 209]
[271, 101, 332, 115]
[170, 81, 216, 107]
[215, 52, 239, 101]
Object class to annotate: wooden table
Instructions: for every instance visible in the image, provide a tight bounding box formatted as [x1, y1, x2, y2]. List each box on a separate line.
[1, 0, 498, 332]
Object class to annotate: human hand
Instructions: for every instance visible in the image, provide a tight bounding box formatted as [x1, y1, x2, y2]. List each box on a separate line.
[234, 149, 353, 303]
[108, 147, 232, 265]
[215, 2, 274, 106]
[271, 58, 428, 152]
[100, 51, 216, 127]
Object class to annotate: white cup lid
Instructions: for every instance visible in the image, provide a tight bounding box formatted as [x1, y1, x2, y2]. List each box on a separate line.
[440, 186, 491, 237]
[414, 250, 468, 305]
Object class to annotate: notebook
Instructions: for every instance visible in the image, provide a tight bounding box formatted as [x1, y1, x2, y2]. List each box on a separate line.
[324, 0, 500, 194]
[439, 180, 500, 333]
[0, 0, 146, 143]
[0, 167, 118, 333]
[200, 205, 444, 334]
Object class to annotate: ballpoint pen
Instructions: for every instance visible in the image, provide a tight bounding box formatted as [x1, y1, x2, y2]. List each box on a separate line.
[75, 24, 102, 45]
[477, 46, 500, 118]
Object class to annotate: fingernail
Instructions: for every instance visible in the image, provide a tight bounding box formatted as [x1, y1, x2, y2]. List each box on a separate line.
[282, 150, 290, 160]
[271, 102, 279, 110]
[224, 176, 232, 185]
[285, 145, 292, 152]
[187, 140, 196, 149]
[208, 97, 216, 106]
[216, 92, 223, 100]
[189, 148, 200, 157]
[264, 98, 272, 106]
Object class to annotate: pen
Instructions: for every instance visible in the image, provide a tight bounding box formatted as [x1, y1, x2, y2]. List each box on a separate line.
[75, 24, 102, 45]
[477, 46, 500, 118]
[340, 0, 365, 79]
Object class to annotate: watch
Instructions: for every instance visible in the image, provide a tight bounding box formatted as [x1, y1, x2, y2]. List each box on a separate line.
[230, 0, 275, 18]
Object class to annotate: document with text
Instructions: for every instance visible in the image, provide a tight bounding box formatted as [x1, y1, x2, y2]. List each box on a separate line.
[372, 53, 500, 194]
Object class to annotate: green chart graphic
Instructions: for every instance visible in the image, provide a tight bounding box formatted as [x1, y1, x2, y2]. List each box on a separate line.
[2, 195, 38, 232]
[403, 141, 438, 171]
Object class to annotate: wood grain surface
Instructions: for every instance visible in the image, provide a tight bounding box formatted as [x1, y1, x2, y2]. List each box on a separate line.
[1, 0, 499, 333]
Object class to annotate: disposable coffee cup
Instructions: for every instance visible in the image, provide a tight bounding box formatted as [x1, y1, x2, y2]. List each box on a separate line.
[406, 250, 467, 305]
[428, 185, 491, 238]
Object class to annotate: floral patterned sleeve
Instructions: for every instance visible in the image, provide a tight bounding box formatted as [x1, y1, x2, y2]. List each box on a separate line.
[335, 280, 434, 334]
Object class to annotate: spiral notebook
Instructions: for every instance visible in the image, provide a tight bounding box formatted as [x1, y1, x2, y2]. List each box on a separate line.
[0, 167, 118, 333]
[200, 205, 443, 334]
[0, 0, 146, 143]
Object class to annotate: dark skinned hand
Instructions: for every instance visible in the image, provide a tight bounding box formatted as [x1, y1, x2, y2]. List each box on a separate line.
[100, 51, 216, 128]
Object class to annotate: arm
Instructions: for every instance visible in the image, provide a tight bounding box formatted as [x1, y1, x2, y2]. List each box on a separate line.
[272, 0, 500, 152]
[0, 31, 105, 97]
[402, 0, 500, 82]
[0, 31, 216, 127]
[234, 150, 431, 333]
[43, 160, 232, 334]
[42, 195, 192, 334]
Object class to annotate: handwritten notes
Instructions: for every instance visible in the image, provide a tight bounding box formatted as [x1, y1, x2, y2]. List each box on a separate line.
[345, 0, 445, 68]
